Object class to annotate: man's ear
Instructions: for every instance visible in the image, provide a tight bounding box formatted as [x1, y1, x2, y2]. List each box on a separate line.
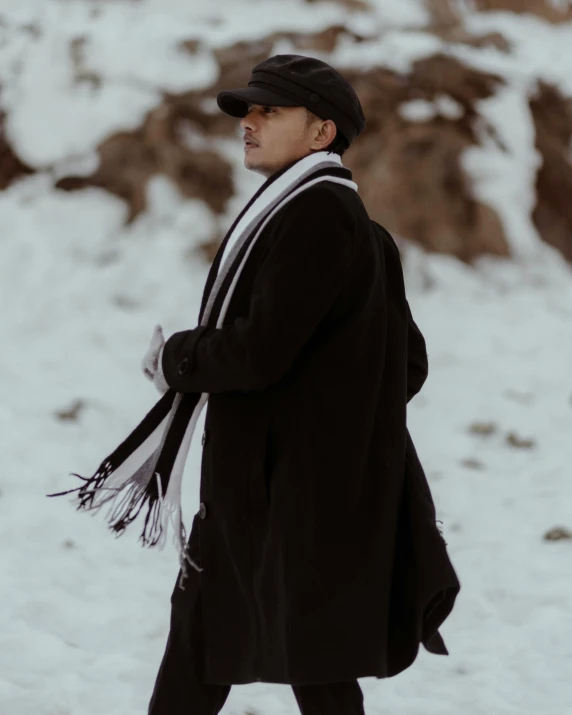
[322, 119, 337, 146]
[326, 119, 337, 142]
[315, 119, 336, 149]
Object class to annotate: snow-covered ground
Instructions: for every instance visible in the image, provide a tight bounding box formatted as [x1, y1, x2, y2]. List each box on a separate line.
[1, 1, 571, 713]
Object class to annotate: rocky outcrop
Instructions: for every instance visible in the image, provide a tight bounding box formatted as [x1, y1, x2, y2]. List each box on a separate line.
[55, 104, 234, 224]
[340, 55, 510, 262]
[530, 82, 572, 262]
[197, 33, 512, 261]
[2, 6, 572, 265]
[55, 34, 511, 261]
[426, 0, 512, 50]
[54, 26, 367, 223]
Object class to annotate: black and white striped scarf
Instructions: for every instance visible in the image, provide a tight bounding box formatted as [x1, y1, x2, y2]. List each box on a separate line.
[48, 150, 358, 587]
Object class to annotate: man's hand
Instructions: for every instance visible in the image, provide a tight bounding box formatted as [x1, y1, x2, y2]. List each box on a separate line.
[141, 324, 169, 394]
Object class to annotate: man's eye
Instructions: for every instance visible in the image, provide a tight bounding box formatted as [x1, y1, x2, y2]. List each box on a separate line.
[246, 105, 274, 113]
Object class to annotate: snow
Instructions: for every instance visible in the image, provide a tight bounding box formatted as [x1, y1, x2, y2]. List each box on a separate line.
[330, 29, 444, 73]
[434, 94, 465, 119]
[366, 0, 430, 29]
[399, 98, 438, 122]
[1, 0, 572, 713]
[461, 83, 543, 259]
[397, 95, 465, 126]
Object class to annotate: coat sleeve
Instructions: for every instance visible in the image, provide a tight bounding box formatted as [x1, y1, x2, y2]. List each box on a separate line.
[161, 187, 355, 394]
[406, 300, 428, 402]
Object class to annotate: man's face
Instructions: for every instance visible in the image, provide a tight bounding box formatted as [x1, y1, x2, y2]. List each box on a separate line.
[240, 103, 336, 178]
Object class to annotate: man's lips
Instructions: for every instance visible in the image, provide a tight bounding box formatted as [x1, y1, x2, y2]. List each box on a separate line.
[244, 139, 259, 148]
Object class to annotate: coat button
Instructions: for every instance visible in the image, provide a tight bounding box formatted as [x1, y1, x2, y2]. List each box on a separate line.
[199, 502, 207, 519]
[178, 357, 189, 375]
[201, 430, 208, 446]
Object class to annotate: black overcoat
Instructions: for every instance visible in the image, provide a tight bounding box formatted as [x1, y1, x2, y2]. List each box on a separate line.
[160, 161, 461, 685]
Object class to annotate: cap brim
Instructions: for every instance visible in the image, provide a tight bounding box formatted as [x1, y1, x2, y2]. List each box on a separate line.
[216, 87, 300, 117]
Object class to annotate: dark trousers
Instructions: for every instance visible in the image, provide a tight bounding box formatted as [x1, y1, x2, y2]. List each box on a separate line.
[147, 572, 366, 715]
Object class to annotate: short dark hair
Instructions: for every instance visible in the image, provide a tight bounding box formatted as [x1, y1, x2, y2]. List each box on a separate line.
[305, 108, 349, 156]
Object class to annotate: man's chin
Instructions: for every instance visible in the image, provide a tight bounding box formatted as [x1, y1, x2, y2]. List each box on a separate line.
[244, 155, 270, 177]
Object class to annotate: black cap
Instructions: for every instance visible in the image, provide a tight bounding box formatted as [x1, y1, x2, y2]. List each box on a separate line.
[216, 54, 366, 146]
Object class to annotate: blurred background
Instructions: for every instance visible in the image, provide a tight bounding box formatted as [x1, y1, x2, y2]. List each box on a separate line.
[1, 1, 571, 713]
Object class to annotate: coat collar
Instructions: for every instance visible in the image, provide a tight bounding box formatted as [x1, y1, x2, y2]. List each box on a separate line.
[197, 153, 353, 325]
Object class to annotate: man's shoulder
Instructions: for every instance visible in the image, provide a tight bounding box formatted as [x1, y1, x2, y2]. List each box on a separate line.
[281, 179, 363, 223]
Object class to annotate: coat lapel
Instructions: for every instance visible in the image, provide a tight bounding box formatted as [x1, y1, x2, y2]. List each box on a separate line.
[197, 164, 290, 325]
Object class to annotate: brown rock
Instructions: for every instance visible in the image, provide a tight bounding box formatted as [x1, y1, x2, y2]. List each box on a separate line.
[543, 526, 572, 541]
[55, 103, 234, 223]
[473, 0, 572, 23]
[505, 431, 535, 449]
[426, 0, 511, 50]
[469, 420, 498, 435]
[342, 56, 510, 262]
[426, 0, 461, 29]
[530, 82, 572, 262]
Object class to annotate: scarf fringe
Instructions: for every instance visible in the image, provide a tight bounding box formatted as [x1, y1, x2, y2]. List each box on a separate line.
[47, 459, 203, 581]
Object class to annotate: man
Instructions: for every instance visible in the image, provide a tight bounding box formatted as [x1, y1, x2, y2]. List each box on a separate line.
[144, 54, 460, 715]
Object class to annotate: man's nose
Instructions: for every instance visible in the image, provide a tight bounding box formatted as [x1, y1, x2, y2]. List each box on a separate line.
[240, 110, 255, 130]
